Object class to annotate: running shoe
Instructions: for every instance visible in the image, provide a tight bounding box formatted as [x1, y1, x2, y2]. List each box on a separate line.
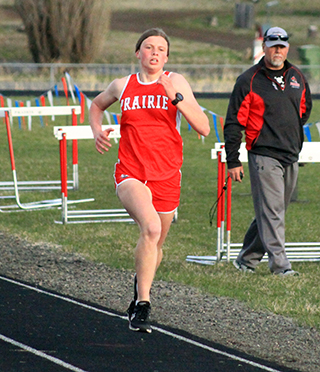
[128, 301, 152, 333]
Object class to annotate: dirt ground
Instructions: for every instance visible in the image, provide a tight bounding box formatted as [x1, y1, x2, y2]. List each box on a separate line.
[1, 232, 320, 372]
[111, 10, 252, 51]
[110, 10, 300, 61]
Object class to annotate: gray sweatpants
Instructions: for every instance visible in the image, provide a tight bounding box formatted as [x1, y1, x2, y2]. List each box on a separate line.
[237, 153, 299, 274]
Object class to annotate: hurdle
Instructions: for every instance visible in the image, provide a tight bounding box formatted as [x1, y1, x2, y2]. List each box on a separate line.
[53, 124, 133, 224]
[0, 105, 81, 194]
[0, 106, 92, 212]
[186, 142, 320, 264]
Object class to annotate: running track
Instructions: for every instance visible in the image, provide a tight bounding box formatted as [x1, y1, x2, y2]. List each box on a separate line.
[0, 275, 300, 372]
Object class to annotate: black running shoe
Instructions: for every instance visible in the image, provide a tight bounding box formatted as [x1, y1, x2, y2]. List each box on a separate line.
[128, 301, 152, 333]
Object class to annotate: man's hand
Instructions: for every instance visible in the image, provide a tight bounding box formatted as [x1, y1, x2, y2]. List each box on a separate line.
[228, 166, 244, 183]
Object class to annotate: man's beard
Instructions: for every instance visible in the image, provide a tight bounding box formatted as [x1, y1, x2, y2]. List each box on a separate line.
[271, 56, 284, 67]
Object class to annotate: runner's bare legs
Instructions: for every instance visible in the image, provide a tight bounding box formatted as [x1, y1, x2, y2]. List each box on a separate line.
[117, 180, 174, 302]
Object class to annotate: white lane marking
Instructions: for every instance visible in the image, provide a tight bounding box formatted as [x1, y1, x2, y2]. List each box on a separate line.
[0, 275, 283, 372]
[152, 326, 282, 372]
[0, 334, 89, 372]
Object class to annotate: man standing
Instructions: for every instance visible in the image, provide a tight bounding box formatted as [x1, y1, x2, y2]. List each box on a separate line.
[224, 27, 312, 276]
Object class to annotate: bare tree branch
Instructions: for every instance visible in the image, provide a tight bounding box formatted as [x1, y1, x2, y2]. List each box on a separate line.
[15, 0, 110, 63]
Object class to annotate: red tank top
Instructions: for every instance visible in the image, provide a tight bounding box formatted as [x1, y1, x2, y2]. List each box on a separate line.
[117, 72, 183, 181]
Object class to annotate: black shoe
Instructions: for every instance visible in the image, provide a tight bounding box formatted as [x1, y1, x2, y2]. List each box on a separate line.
[128, 301, 152, 333]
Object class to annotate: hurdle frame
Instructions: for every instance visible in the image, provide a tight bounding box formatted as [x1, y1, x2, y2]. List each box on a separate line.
[186, 142, 320, 264]
[0, 105, 81, 195]
[0, 106, 92, 212]
[53, 124, 134, 224]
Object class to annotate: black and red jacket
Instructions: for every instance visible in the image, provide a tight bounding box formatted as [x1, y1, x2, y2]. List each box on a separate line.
[224, 57, 312, 168]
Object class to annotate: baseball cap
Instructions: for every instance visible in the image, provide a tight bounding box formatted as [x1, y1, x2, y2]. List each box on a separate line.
[263, 27, 289, 48]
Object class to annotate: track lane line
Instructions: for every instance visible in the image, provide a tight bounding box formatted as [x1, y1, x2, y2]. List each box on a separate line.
[152, 326, 282, 372]
[0, 275, 283, 372]
[0, 334, 89, 372]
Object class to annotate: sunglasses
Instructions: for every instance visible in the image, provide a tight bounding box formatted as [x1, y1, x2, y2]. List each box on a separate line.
[264, 35, 289, 42]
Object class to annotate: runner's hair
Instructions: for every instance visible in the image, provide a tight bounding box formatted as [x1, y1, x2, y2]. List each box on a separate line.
[135, 28, 170, 56]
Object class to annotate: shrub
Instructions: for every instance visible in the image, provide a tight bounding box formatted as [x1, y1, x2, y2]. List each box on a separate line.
[14, 0, 110, 63]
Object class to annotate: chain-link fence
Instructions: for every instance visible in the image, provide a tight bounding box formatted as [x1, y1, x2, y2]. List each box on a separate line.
[1, 63, 320, 94]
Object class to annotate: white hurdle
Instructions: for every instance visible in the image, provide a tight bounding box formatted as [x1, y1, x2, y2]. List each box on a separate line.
[186, 141, 320, 264]
[0, 106, 81, 193]
[53, 124, 133, 224]
[0, 106, 91, 212]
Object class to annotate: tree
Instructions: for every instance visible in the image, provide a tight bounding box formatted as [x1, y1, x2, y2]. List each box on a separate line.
[14, 0, 110, 63]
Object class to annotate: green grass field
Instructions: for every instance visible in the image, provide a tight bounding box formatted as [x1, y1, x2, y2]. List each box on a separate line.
[0, 0, 320, 64]
[1, 97, 320, 330]
[0, 0, 320, 338]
